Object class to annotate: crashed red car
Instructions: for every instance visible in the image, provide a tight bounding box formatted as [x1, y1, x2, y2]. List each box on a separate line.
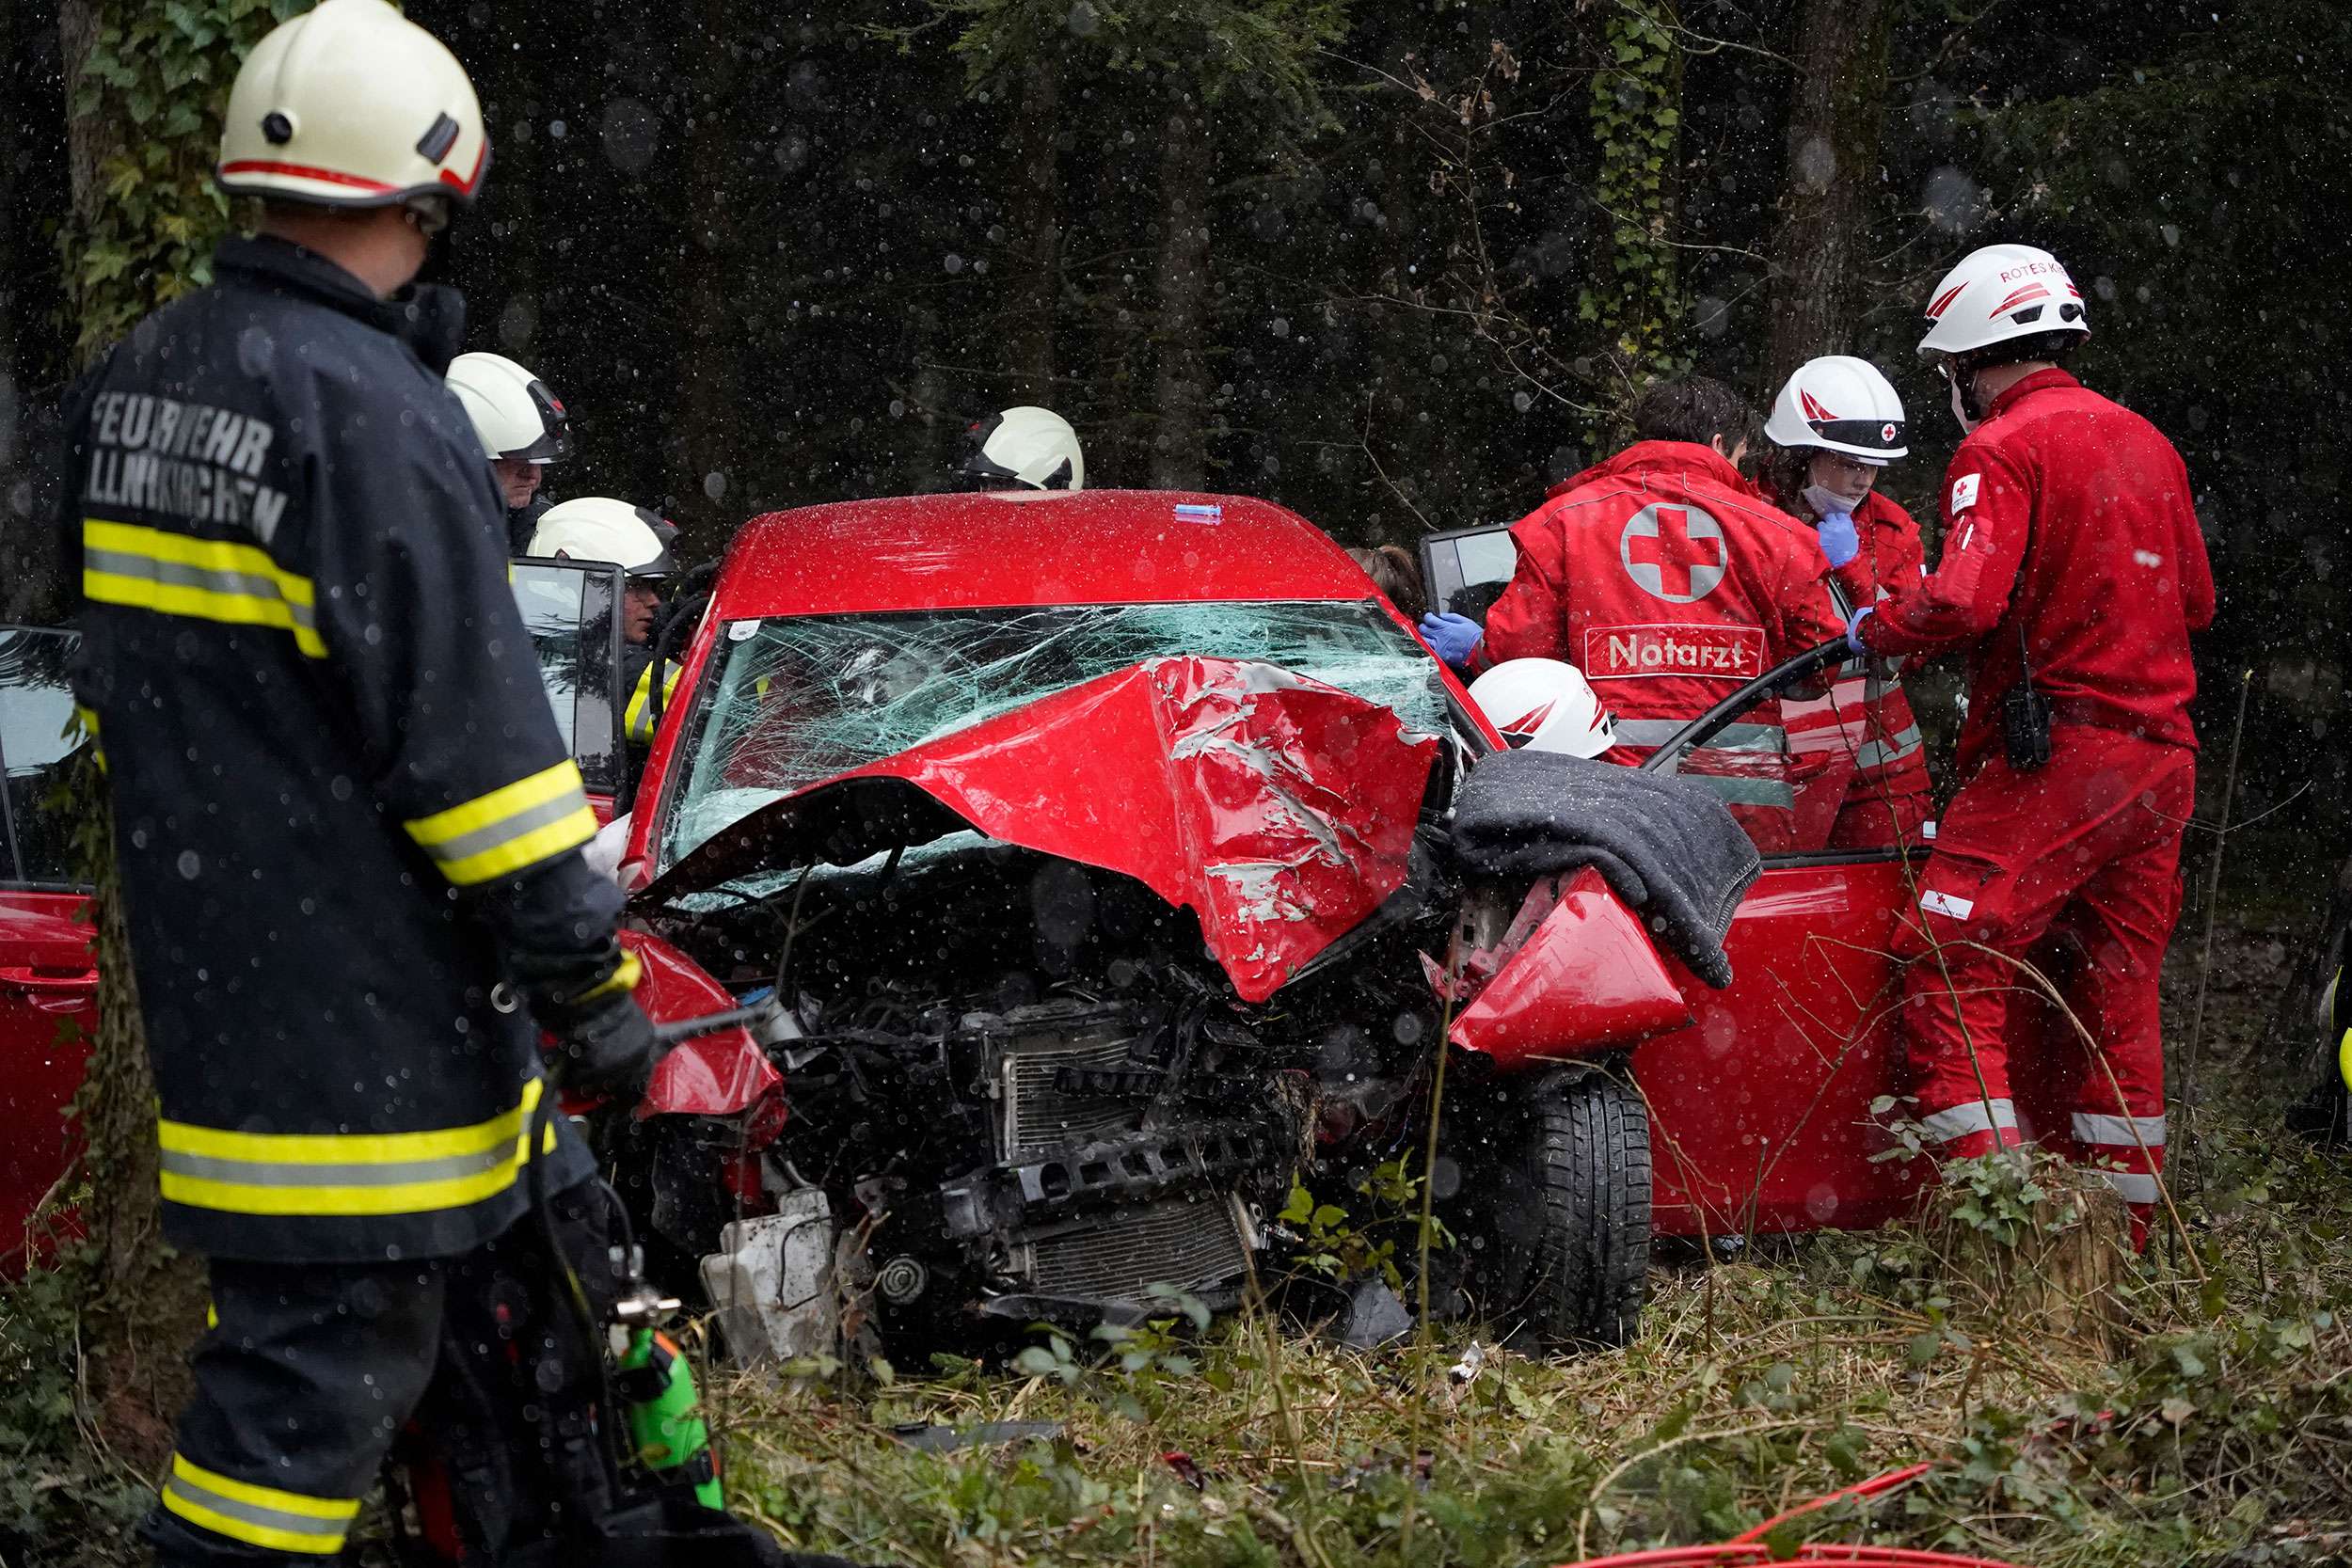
[597, 488, 1947, 1355]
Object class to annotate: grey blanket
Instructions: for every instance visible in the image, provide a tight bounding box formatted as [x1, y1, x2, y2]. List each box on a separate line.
[1447, 750, 1761, 989]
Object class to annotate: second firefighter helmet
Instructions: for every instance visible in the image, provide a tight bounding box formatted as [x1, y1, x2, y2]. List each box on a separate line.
[1764, 356, 1908, 465]
[1916, 243, 2090, 360]
[217, 0, 487, 214]
[530, 498, 675, 578]
[960, 406, 1085, 492]
[447, 352, 573, 464]
[1468, 658, 1616, 759]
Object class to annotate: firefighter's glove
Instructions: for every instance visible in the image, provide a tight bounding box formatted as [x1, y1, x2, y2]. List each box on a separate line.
[545, 991, 660, 1100]
[1815, 510, 1859, 569]
[1418, 612, 1482, 671]
[1845, 604, 1876, 656]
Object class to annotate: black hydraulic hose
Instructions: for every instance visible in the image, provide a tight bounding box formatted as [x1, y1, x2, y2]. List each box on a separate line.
[652, 1004, 772, 1045]
[1636, 636, 1852, 774]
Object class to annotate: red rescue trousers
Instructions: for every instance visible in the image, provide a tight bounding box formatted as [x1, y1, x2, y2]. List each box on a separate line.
[1894, 724, 2192, 1243]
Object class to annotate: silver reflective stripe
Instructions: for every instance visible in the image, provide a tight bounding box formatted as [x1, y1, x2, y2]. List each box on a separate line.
[1615, 719, 1787, 752]
[163, 1470, 352, 1549]
[2091, 1168, 2160, 1205]
[1854, 724, 1924, 769]
[159, 1143, 514, 1189]
[83, 546, 320, 635]
[1920, 1099, 2017, 1143]
[1688, 774, 1795, 809]
[415, 789, 593, 871]
[2073, 1112, 2167, 1148]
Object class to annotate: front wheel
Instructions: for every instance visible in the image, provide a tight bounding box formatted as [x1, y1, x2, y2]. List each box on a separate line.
[1469, 1066, 1651, 1349]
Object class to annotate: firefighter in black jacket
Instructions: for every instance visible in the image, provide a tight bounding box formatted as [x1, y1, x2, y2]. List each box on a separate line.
[56, 4, 659, 1560]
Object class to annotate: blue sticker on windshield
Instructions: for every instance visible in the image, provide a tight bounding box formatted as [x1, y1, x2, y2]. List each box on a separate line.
[1173, 503, 1223, 524]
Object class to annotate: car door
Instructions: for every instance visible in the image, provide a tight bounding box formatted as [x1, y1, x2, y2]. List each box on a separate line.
[509, 558, 628, 819]
[0, 626, 98, 1269]
[1629, 641, 1931, 1238]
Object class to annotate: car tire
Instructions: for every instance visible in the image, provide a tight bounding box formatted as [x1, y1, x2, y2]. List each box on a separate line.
[1476, 1066, 1650, 1350]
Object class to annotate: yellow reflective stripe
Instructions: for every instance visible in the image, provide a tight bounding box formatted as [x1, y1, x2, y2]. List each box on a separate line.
[402, 760, 596, 886]
[81, 518, 326, 658]
[163, 1453, 357, 1556]
[158, 1082, 547, 1218]
[625, 662, 678, 743]
[577, 948, 644, 1004]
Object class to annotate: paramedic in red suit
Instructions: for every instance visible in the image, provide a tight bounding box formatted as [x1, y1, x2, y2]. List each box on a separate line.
[1851, 244, 2216, 1246]
[1428, 376, 1845, 852]
[1759, 356, 1934, 850]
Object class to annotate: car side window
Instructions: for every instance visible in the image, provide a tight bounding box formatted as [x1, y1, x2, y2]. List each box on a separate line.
[509, 559, 626, 798]
[1420, 526, 1518, 623]
[0, 627, 88, 887]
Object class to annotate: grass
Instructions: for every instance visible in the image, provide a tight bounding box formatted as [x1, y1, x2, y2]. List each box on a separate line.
[704, 1095, 2352, 1568]
[7, 927, 2348, 1568]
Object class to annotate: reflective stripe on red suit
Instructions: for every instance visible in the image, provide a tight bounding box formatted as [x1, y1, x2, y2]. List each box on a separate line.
[1479, 440, 1845, 852]
[1772, 488, 1933, 849]
[1857, 369, 2215, 1243]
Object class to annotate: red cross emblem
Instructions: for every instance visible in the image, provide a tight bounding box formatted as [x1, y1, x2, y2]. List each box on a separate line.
[1619, 503, 1727, 603]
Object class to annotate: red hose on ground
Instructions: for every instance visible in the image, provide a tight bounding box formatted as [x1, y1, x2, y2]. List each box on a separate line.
[1550, 1464, 2039, 1568]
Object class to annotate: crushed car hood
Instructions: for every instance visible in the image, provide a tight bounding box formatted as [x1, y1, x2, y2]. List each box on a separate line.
[644, 657, 1439, 1003]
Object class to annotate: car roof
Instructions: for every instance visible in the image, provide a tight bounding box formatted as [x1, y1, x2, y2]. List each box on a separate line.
[708, 489, 1377, 617]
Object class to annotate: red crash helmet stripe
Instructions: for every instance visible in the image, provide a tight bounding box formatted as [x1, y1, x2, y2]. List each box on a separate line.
[1987, 282, 2051, 317]
[437, 138, 488, 195]
[1799, 388, 1834, 422]
[1502, 699, 1557, 736]
[219, 159, 398, 192]
[1926, 282, 1966, 320]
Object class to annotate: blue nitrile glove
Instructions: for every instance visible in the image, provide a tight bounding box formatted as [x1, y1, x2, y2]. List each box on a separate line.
[1419, 612, 1482, 671]
[1816, 510, 1860, 568]
[1845, 604, 1875, 656]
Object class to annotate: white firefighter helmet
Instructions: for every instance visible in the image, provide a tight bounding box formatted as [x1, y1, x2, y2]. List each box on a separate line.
[217, 0, 488, 214]
[1915, 243, 2090, 360]
[529, 498, 675, 578]
[1468, 658, 1616, 759]
[1764, 356, 1908, 466]
[960, 406, 1085, 492]
[447, 352, 572, 463]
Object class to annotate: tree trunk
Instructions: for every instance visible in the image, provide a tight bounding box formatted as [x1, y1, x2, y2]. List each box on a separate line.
[1150, 97, 1212, 489]
[55, 0, 208, 1468]
[667, 6, 743, 534]
[1006, 50, 1061, 400]
[1762, 0, 1894, 391]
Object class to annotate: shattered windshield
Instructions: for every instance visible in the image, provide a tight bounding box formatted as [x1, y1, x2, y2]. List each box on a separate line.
[658, 599, 1447, 870]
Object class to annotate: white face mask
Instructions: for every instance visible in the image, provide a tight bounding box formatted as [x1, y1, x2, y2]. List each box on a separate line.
[1949, 375, 1979, 435]
[1803, 483, 1860, 520]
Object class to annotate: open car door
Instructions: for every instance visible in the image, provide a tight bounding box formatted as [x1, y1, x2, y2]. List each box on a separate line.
[509, 558, 628, 819]
[0, 626, 97, 1270]
[1419, 524, 1518, 625]
[1629, 640, 1931, 1237]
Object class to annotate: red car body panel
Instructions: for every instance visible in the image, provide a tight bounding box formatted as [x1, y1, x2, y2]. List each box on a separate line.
[1638, 859, 1929, 1236]
[0, 890, 96, 1270]
[623, 928, 782, 1124]
[1449, 868, 1694, 1066]
[651, 657, 1438, 1006]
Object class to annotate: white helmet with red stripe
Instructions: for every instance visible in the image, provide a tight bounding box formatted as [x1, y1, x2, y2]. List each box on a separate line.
[1763, 356, 1908, 465]
[1468, 659, 1616, 760]
[217, 0, 488, 214]
[1915, 244, 2090, 359]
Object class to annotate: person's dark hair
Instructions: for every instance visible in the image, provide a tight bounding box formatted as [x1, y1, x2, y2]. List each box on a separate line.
[1346, 544, 1427, 622]
[1954, 328, 2082, 375]
[1630, 375, 1759, 454]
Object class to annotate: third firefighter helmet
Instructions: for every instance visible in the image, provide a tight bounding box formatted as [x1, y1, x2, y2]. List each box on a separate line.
[960, 406, 1085, 492]
[447, 352, 573, 464]
[1764, 356, 1908, 465]
[217, 0, 488, 212]
[529, 498, 675, 578]
[1468, 659, 1616, 759]
[1916, 243, 2090, 360]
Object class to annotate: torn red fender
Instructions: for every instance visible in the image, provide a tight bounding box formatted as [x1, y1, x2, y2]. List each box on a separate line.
[1448, 868, 1693, 1069]
[623, 929, 786, 1134]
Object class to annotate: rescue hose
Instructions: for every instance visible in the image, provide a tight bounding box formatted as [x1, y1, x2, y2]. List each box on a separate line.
[652, 1005, 772, 1045]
